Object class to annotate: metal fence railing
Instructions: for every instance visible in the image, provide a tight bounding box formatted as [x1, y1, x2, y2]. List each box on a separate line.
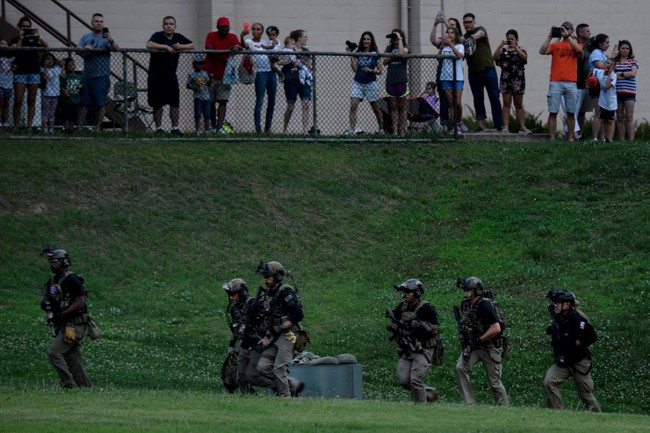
[2, 47, 457, 140]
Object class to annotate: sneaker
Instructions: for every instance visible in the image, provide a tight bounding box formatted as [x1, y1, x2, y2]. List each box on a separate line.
[343, 128, 355, 135]
[474, 126, 485, 133]
[460, 123, 468, 133]
[218, 127, 229, 135]
[170, 129, 183, 136]
[518, 128, 532, 134]
[375, 129, 385, 135]
[156, 128, 165, 134]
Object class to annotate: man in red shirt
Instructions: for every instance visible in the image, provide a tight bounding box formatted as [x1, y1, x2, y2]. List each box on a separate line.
[539, 21, 583, 140]
[204, 16, 241, 133]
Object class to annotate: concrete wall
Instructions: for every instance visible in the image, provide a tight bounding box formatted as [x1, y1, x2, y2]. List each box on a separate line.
[6, 0, 648, 130]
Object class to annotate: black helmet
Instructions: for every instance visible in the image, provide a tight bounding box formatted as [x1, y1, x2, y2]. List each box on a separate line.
[546, 288, 575, 304]
[394, 278, 425, 297]
[47, 249, 71, 267]
[457, 276, 483, 294]
[257, 260, 285, 281]
[222, 278, 249, 297]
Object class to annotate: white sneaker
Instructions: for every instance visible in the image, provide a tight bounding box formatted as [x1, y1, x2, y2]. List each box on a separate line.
[218, 127, 229, 135]
[353, 127, 364, 135]
[375, 129, 385, 135]
[343, 128, 354, 135]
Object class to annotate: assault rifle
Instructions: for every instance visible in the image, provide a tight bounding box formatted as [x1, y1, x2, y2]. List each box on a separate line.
[385, 307, 416, 353]
[547, 304, 566, 366]
[230, 285, 268, 352]
[453, 305, 471, 361]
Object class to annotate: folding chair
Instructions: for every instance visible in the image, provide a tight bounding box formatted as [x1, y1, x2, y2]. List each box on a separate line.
[111, 80, 154, 131]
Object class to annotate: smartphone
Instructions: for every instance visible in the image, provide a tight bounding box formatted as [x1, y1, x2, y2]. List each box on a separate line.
[551, 27, 562, 38]
[243, 21, 250, 32]
[102, 27, 110, 38]
[23, 28, 34, 36]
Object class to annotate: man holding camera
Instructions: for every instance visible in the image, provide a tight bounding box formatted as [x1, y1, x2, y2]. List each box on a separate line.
[78, 13, 120, 130]
[539, 21, 583, 141]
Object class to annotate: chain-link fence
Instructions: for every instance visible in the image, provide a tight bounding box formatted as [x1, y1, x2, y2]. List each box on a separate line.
[3, 47, 457, 140]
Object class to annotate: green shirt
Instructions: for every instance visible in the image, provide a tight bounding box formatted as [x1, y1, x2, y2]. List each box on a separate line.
[464, 26, 495, 72]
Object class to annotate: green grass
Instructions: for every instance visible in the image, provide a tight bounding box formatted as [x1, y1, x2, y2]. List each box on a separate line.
[1, 137, 649, 429]
[1, 387, 648, 433]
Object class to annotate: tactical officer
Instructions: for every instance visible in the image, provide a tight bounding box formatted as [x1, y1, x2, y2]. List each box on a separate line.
[40, 248, 92, 388]
[454, 277, 509, 406]
[224, 278, 268, 394]
[544, 289, 601, 412]
[252, 261, 304, 397]
[386, 278, 440, 403]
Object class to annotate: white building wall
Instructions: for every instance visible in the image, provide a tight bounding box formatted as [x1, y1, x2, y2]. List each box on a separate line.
[7, 0, 649, 131]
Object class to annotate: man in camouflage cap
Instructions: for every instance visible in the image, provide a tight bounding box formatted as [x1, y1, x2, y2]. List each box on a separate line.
[386, 278, 440, 403]
[40, 248, 92, 388]
[454, 277, 509, 406]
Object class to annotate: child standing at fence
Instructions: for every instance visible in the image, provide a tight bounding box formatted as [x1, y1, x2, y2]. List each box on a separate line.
[39, 53, 63, 134]
[0, 38, 14, 128]
[187, 54, 211, 133]
[60, 57, 83, 133]
[594, 58, 617, 142]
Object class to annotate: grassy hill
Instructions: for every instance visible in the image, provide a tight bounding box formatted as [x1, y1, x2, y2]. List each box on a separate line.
[1, 138, 649, 419]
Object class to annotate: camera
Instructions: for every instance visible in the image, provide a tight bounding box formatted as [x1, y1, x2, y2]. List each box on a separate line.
[23, 28, 34, 36]
[506, 40, 512, 46]
[551, 27, 562, 38]
[345, 40, 358, 51]
[386, 33, 396, 39]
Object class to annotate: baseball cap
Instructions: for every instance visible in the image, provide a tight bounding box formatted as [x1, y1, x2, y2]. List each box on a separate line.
[216, 17, 230, 27]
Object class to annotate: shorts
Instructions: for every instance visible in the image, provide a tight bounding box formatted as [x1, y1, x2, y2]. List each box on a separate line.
[283, 77, 312, 104]
[194, 98, 211, 120]
[350, 80, 380, 102]
[14, 73, 40, 85]
[386, 82, 409, 97]
[547, 81, 577, 114]
[617, 93, 636, 103]
[80, 75, 110, 108]
[441, 80, 464, 91]
[599, 107, 615, 121]
[575, 88, 593, 113]
[209, 80, 232, 102]
[147, 82, 180, 109]
[0, 87, 12, 99]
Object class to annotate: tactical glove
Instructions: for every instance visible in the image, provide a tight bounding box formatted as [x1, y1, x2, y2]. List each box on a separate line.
[64, 325, 77, 344]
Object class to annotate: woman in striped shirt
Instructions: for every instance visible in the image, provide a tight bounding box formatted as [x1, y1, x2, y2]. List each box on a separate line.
[613, 40, 638, 140]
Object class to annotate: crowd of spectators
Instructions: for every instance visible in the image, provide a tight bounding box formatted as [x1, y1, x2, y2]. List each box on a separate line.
[0, 12, 640, 139]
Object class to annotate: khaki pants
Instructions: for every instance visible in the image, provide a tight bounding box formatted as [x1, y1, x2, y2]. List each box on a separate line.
[455, 347, 508, 406]
[256, 333, 295, 397]
[397, 349, 435, 403]
[47, 323, 91, 388]
[543, 357, 601, 412]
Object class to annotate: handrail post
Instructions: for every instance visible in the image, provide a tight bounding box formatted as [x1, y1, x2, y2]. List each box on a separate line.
[311, 55, 317, 138]
[122, 52, 128, 137]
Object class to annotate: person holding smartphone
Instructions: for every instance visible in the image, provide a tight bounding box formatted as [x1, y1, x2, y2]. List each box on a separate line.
[539, 21, 582, 140]
[78, 13, 120, 131]
[9, 16, 48, 130]
[493, 29, 530, 134]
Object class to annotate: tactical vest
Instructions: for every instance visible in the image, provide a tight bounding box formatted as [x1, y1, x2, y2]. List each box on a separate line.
[399, 300, 436, 349]
[460, 297, 499, 344]
[45, 270, 88, 323]
[267, 283, 302, 330]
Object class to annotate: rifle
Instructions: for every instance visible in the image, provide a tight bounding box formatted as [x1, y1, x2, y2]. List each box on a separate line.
[231, 285, 267, 351]
[453, 305, 471, 361]
[547, 304, 566, 366]
[385, 307, 416, 353]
